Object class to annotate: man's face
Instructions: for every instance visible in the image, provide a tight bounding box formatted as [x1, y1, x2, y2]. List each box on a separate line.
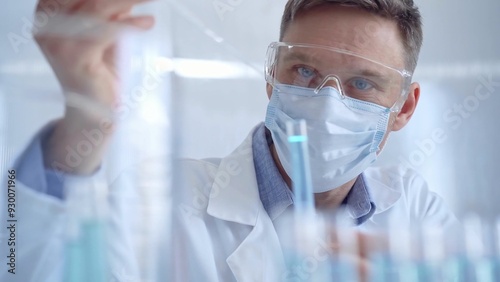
[267, 4, 419, 136]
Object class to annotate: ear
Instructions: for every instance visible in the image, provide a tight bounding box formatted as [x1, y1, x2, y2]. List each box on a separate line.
[391, 82, 420, 131]
[266, 83, 273, 99]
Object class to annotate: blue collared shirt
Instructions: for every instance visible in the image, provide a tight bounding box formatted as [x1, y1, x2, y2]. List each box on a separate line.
[15, 124, 66, 199]
[252, 123, 375, 225]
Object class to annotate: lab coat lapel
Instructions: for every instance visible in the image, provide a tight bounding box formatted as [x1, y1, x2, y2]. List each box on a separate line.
[226, 212, 285, 281]
[363, 167, 403, 214]
[206, 129, 260, 226]
[206, 126, 286, 281]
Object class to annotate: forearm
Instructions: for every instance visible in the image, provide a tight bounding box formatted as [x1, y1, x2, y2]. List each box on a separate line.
[43, 107, 115, 175]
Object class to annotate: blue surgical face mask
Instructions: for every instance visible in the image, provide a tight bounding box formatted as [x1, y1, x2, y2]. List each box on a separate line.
[264, 84, 391, 193]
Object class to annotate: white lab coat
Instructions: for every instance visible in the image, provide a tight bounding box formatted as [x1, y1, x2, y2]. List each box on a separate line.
[2, 125, 460, 282]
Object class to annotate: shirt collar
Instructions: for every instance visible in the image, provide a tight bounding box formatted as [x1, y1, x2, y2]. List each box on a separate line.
[252, 123, 375, 225]
[252, 123, 294, 220]
[342, 174, 376, 225]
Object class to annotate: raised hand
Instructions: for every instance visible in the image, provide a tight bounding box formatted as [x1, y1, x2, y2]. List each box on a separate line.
[34, 0, 155, 174]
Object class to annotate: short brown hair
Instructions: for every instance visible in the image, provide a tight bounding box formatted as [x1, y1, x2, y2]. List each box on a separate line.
[280, 0, 423, 72]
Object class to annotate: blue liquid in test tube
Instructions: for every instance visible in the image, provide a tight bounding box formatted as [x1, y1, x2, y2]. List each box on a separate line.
[65, 221, 108, 282]
[64, 182, 108, 282]
[286, 119, 315, 214]
[283, 120, 320, 281]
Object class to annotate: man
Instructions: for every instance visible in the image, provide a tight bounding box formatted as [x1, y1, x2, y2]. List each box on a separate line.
[8, 0, 460, 281]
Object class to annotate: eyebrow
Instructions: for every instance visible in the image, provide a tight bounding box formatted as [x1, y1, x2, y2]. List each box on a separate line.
[281, 51, 322, 66]
[354, 69, 389, 80]
[348, 68, 393, 86]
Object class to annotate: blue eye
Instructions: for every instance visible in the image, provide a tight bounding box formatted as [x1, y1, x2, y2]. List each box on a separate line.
[351, 78, 374, 90]
[297, 67, 315, 78]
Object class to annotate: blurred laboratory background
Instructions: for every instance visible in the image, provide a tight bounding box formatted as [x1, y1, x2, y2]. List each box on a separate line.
[2, 0, 500, 226]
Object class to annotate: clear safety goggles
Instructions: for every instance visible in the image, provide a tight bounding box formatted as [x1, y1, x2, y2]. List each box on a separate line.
[265, 42, 413, 112]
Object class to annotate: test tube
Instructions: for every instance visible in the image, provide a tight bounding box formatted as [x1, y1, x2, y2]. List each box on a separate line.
[370, 218, 410, 282]
[390, 227, 420, 282]
[463, 214, 496, 282]
[283, 120, 321, 281]
[64, 180, 109, 282]
[421, 226, 446, 282]
[286, 119, 315, 215]
[442, 213, 480, 282]
[331, 213, 359, 282]
[495, 218, 500, 280]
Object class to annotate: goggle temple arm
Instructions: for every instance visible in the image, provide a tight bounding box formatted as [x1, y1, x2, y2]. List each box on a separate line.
[390, 78, 413, 113]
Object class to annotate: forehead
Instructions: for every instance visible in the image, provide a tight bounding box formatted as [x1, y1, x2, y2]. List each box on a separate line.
[282, 5, 406, 70]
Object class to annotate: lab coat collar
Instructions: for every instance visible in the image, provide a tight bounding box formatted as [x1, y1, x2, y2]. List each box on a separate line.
[206, 125, 264, 226]
[206, 125, 286, 280]
[363, 167, 403, 214]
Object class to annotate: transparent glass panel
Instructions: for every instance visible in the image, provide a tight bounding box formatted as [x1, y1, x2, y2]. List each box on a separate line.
[2, 0, 500, 281]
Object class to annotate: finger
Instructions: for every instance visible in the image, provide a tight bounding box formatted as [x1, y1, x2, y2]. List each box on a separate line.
[339, 254, 372, 282]
[102, 44, 119, 78]
[34, 14, 114, 40]
[357, 232, 388, 259]
[34, 14, 153, 42]
[328, 228, 361, 257]
[36, 0, 78, 13]
[118, 15, 155, 30]
[90, 15, 155, 50]
[357, 258, 371, 282]
[78, 0, 153, 19]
